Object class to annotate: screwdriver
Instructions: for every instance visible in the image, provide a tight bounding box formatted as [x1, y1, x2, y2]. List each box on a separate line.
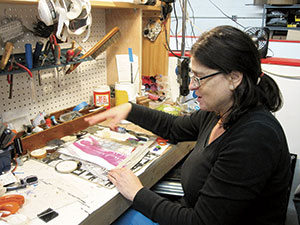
[71, 46, 82, 60]
[66, 46, 82, 73]
[25, 43, 33, 69]
[66, 49, 74, 63]
[33, 41, 44, 67]
[33, 41, 44, 85]
[54, 44, 61, 65]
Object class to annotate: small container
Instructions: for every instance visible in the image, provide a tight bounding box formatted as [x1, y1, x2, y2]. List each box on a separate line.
[93, 85, 111, 109]
[115, 82, 136, 106]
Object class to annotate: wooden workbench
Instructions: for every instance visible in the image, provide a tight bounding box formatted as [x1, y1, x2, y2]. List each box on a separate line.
[19, 107, 195, 224]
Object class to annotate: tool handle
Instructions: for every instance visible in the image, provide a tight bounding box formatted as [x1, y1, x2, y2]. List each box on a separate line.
[0, 42, 14, 70]
[25, 43, 33, 69]
[33, 41, 44, 67]
[0, 128, 14, 149]
[66, 47, 83, 74]
[44, 41, 51, 56]
[72, 47, 82, 59]
[71, 40, 75, 49]
[54, 44, 61, 65]
[66, 62, 80, 74]
[66, 49, 74, 63]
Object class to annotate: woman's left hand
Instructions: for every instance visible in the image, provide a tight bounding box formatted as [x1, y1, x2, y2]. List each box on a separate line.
[108, 167, 143, 201]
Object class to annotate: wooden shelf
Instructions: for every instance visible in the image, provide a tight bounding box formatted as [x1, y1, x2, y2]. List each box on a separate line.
[0, 0, 161, 11]
[91, 1, 160, 10]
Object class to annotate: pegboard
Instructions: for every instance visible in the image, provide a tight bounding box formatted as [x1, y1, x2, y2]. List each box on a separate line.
[0, 4, 107, 122]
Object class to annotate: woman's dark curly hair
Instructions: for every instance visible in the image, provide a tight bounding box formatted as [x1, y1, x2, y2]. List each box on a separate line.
[190, 25, 282, 129]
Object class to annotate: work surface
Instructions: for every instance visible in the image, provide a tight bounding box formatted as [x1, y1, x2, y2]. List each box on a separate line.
[4, 129, 195, 224]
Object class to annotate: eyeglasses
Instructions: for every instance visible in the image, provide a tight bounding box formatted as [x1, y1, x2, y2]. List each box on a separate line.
[189, 71, 223, 88]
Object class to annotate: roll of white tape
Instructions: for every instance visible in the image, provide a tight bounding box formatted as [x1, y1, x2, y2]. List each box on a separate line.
[30, 149, 47, 159]
[55, 160, 79, 173]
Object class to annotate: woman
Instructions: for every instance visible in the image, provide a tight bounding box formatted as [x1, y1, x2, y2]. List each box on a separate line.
[85, 25, 291, 225]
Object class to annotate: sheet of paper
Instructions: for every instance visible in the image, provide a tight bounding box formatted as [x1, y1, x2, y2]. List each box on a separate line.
[60, 135, 135, 170]
[116, 54, 139, 85]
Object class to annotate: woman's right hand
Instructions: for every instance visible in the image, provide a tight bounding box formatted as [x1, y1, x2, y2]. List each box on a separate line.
[84, 103, 132, 130]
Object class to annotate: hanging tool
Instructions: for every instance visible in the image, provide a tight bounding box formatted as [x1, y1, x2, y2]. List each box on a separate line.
[72, 47, 82, 60]
[0, 42, 14, 70]
[49, 34, 61, 87]
[24, 44, 37, 100]
[65, 49, 74, 64]
[41, 40, 52, 67]
[33, 41, 44, 85]
[33, 41, 44, 67]
[71, 40, 75, 49]
[0, 15, 27, 70]
[66, 26, 121, 74]
[66, 46, 82, 63]
[25, 43, 33, 70]
[7, 59, 14, 99]
[66, 46, 82, 72]
[7, 73, 13, 99]
[48, 34, 61, 65]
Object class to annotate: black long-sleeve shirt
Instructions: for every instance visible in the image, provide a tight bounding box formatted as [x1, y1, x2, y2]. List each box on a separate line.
[127, 103, 291, 225]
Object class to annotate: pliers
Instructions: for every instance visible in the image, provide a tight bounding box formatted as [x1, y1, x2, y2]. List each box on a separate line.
[50, 34, 61, 65]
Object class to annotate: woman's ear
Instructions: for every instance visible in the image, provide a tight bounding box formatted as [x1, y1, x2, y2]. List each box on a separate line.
[228, 71, 243, 90]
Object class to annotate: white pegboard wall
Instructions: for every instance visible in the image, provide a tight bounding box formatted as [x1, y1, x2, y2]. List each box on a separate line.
[0, 4, 107, 122]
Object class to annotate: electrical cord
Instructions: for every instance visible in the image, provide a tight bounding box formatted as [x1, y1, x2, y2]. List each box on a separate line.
[268, 48, 274, 57]
[173, 1, 179, 50]
[208, 0, 246, 29]
[187, 0, 196, 46]
[163, 22, 182, 59]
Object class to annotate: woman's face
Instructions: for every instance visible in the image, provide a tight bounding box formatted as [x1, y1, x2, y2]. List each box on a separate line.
[189, 57, 235, 115]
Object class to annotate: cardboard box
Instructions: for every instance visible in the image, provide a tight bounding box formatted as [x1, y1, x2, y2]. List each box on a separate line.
[254, 0, 267, 4]
[267, 0, 298, 4]
[287, 30, 300, 40]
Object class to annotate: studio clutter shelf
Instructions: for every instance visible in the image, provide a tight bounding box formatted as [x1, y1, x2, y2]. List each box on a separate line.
[263, 4, 300, 32]
[0, 0, 169, 86]
[0, 49, 93, 76]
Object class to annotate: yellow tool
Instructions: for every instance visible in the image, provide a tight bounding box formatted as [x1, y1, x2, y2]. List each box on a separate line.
[0, 42, 13, 70]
